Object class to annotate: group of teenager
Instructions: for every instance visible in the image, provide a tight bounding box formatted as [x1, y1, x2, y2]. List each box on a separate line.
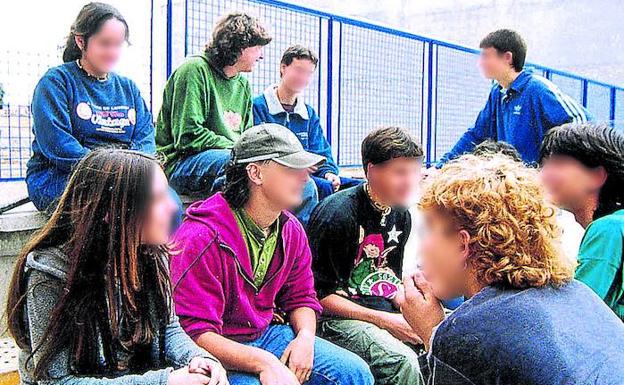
[6, 2, 624, 385]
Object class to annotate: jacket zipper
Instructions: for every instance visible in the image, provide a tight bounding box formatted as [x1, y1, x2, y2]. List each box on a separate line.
[218, 242, 282, 295]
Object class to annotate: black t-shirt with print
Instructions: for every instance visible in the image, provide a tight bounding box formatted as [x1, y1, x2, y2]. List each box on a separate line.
[308, 184, 411, 314]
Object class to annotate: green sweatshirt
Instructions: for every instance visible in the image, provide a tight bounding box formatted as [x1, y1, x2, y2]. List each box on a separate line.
[155, 54, 253, 174]
[576, 209, 624, 321]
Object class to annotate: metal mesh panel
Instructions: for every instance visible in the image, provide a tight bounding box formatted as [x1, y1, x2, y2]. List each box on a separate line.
[336, 24, 425, 166]
[433, 46, 491, 161]
[0, 105, 32, 180]
[550, 73, 584, 104]
[586, 82, 612, 122]
[186, 0, 322, 111]
[615, 89, 624, 131]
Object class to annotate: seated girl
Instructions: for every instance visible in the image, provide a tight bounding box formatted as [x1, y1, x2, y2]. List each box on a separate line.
[7, 149, 227, 385]
[26, 3, 157, 211]
[401, 154, 624, 385]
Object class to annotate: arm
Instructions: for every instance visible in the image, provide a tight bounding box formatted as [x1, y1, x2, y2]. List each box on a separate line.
[164, 314, 219, 368]
[25, 270, 171, 385]
[320, 294, 387, 325]
[169, 64, 234, 153]
[306, 108, 338, 178]
[195, 332, 275, 373]
[252, 99, 265, 126]
[195, 332, 299, 385]
[538, 83, 590, 127]
[275, 224, 323, 315]
[575, 220, 622, 300]
[437, 89, 496, 166]
[129, 81, 156, 154]
[31, 71, 89, 173]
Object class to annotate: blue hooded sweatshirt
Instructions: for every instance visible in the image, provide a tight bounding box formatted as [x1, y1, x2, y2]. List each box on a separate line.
[438, 70, 592, 165]
[252, 85, 339, 178]
[26, 61, 155, 210]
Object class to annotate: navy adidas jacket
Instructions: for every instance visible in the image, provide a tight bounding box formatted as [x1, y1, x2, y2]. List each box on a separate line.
[439, 70, 592, 165]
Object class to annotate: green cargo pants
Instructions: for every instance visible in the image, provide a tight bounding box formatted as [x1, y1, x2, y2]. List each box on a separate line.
[319, 319, 425, 385]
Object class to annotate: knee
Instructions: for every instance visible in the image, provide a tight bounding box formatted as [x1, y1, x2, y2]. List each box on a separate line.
[394, 354, 422, 377]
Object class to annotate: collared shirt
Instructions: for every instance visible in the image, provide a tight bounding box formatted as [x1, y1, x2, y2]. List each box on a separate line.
[233, 207, 279, 287]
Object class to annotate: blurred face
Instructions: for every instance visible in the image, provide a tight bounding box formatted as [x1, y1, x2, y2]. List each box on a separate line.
[367, 158, 421, 206]
[540, 155, 606, 211]
[77, 18, 127, 73]
[235, 45, 265, 72]
[281, 58, 316, 93]
[141, 166, 178, 245]
[250, 161, 310, 210]
[419, 209, 469, 300]
[478, 47, 513, 80]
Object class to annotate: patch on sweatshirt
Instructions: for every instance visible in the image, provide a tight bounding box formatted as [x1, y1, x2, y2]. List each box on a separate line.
[224, 110, 243, 132]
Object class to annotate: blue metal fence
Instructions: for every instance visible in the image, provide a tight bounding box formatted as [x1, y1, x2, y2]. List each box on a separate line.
[179, 0, 624, 168]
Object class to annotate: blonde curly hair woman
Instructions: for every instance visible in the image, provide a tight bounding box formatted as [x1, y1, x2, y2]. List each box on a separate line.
[401, 154, 624, 385]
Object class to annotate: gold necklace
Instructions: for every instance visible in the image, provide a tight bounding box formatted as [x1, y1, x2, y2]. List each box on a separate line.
[76, 59, 109, 82]
[364, 183, 391, 226]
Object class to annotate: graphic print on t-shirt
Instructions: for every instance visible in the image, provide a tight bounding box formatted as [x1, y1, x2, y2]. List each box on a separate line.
[347, 228, 402, 299]
[75, 101, 135, 135]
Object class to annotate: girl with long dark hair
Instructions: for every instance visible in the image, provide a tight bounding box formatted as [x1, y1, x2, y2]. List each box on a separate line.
[7, 149, 228, 385]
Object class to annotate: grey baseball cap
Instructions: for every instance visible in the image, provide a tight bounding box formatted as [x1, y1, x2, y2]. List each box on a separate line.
[232, 123, 326, 169]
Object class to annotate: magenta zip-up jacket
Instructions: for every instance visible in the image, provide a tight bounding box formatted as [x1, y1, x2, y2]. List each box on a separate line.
[170, 193, 322, 343]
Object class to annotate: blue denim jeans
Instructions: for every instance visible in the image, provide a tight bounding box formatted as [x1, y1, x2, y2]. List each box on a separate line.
[311, 176, 363, 201]
[228, 325, 373, 385]
[168, 149, 232, 197]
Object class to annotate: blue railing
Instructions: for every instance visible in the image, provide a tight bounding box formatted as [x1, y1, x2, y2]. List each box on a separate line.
[179, 0, 624, 167]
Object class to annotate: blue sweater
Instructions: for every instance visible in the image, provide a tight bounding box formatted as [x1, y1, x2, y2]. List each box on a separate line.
[26, 61, 155, 210]
[427, 280, 624, 384]
[439, 70, 591, 165]
[253, 85, 339, 178]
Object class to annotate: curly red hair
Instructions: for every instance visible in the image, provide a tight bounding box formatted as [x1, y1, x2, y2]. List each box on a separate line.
[420, 154, 575, 289]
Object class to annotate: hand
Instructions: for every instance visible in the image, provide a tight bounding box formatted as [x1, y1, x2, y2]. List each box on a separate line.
[391, 286, 406, 309]
[188, 356, 229, 385]
[401, 272, 445, 350]
[324, 173, 341, 192]
[259, 357, 300, 385]
[307, 165, 319, 174]
[168, 366, 212, 385]
[375, 312, 422, 345]
[280, 330, 315, 383]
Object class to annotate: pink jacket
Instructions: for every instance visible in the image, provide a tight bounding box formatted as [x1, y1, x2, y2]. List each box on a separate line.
[170, 193, 322, 342]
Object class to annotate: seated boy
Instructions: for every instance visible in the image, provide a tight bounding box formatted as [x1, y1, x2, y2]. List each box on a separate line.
[156, 13, 270, 196]
[171, 123, 374, 385]
[253, 45, 361, 200]
[308, 127, 425, 385]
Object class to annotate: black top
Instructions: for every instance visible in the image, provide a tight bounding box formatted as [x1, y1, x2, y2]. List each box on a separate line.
[308, 184, 411, 313]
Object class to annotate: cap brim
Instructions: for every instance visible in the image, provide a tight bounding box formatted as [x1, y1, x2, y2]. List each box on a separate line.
[272, 150, 326, 169]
